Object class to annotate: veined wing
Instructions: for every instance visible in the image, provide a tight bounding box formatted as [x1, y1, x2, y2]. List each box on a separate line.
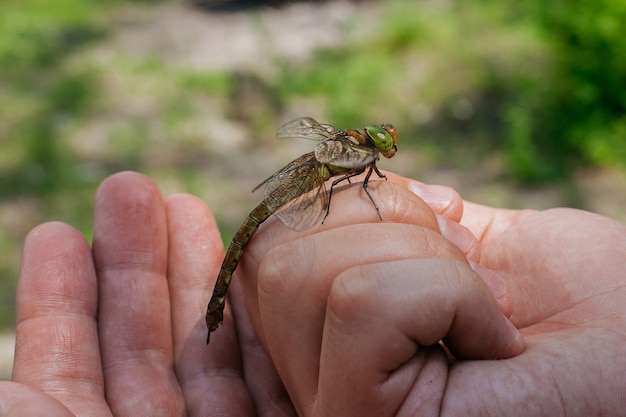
[314, 138, 379, 170]
[277, 117, 336, 142]
[255, 152, 329, 231]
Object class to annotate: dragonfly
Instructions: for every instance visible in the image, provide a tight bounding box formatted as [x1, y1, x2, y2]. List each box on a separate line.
[206, 117, 398, 344]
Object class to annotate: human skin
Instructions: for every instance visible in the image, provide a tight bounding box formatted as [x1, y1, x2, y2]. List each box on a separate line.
[238, 172, 626, 416]
[4, 172, 295, 417]
[4, 171, 626, 416]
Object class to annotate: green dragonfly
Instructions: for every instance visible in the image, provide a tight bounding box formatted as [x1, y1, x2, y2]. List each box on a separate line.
[206, 117, 398, 344]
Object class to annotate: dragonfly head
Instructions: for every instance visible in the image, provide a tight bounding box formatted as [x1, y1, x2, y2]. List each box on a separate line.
[365, 124, 398, 159]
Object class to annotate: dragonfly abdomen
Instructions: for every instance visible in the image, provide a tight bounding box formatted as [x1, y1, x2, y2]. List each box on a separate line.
[206, 201, 273, 342]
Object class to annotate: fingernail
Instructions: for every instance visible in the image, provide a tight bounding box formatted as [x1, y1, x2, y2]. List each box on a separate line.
[408, 181, 454, 212]
[468, 260, 507, 300]
[436, 215, 479, 258]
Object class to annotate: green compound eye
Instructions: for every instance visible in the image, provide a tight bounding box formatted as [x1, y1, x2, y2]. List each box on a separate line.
[365, 124, 398, 159]
[365, 125, 396, 157]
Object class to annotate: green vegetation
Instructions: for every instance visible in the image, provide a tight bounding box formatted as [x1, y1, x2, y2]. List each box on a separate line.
[505, 0, 626, 181]
[1, 0, 103, 193]
[1, 0, 625, 329]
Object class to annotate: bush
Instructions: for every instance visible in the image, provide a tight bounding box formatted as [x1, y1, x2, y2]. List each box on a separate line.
[503, 0, 626, 181]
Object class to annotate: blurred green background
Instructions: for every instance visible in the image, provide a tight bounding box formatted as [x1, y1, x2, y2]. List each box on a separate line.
[1, 0, 626, 333]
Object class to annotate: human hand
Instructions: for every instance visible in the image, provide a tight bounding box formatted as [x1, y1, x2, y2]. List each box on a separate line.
[3, 172, 296, 417]
[237, 173, 527, 417]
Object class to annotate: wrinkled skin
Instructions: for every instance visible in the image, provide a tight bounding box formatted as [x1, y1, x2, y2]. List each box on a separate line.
[4, 171, 626, 416]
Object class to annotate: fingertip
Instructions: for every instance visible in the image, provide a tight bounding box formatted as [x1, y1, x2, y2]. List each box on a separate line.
[94, 171, 162, 213]
[92, 171, 167, 269]
[467, 260, 514, 318]
[446, 312, 525, 361]
[24, 221, 86, 247]
[437, 215, 480, 261]
[165, 193, 222, 246]
[503, 318, 525, 358]
[406, 181, 463, 221]
[18, 222, 95, 319]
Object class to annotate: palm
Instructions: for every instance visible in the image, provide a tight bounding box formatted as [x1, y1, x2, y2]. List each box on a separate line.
[444, 204, 626, 414]
[464, 203, 625, 326]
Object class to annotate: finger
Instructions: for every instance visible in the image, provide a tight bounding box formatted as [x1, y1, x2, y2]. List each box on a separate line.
[166, 193, 296, 417]
[241, 180, 439, 277]
[253, 222, 466, 414]
[313, 177, 439, 231]
[164, 193, 256, 416]
[317, 259, 524, 417]
[93, 172, 184, 416]
[384, 172, 464, 222]
[13, 222, 111, 416]
[0, 382, 74, 417]
[436, 214, 481, 262]
[433, 216, 512, 316]
[229, 276, 298, 417]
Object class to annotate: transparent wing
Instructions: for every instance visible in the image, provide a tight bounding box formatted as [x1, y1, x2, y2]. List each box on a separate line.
[254, 152, 328, 231]
[272, 182, 328, 232]
[277, 117, 336, 142]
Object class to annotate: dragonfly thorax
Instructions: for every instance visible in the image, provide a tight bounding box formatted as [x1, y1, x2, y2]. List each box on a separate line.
[314, 140, 347, 164]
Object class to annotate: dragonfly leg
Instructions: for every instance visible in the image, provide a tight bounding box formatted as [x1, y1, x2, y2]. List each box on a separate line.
[323, 162, 387, 224]
[362, 164, 384, 221]
[373, 163, 387, 180]
[323, 169, 365, 224]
